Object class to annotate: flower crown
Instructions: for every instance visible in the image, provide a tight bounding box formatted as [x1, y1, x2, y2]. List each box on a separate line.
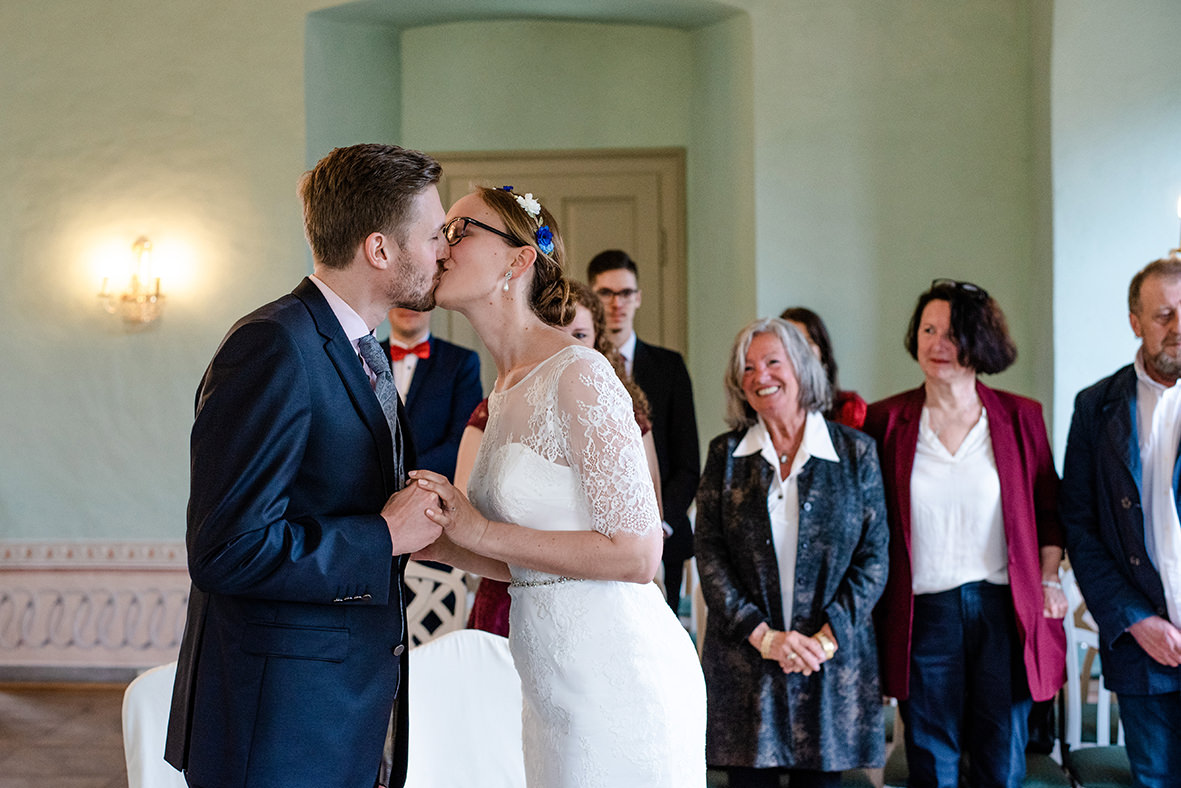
[499, 185, 555, 255]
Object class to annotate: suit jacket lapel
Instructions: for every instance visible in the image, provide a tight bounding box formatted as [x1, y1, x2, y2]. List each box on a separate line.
[293, 278, 397, 485]
[1103, 366, 1141, 496]
[892, 387, 924, 558]
[631, 338, 650, 386]
[979, 382, 1025, 557]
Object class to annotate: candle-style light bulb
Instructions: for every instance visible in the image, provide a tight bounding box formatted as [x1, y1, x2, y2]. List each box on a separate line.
[1176, 196, 1181, 251]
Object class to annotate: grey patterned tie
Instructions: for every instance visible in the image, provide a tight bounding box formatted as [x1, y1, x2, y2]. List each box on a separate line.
[357, 333, 405, 490]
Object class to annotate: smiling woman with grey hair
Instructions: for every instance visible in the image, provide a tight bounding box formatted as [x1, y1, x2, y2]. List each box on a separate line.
[696, 317, 890, 788]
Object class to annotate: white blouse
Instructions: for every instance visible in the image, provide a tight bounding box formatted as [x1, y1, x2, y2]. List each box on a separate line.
[733, 411, 839, 627]
[1134, 351, 1181, 626]
[909, 407, 1008, 595]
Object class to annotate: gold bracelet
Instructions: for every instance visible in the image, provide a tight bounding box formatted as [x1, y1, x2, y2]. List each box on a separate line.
[815, 632, 836, 660]
[759, 629, 777, 659]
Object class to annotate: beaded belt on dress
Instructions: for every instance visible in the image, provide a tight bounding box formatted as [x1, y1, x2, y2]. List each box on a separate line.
[509, 575, 582, 588]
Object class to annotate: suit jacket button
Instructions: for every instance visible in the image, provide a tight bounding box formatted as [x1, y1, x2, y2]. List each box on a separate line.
[1121, 497, 1132, 509]
[392, 644, 406, 656]
[1129, 556, 1141, 566]
[803, 502, 812, 512]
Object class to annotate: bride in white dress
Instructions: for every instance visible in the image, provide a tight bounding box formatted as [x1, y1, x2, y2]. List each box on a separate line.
[409, 186, 705, 787]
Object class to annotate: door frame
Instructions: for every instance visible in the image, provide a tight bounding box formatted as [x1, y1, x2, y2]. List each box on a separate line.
[433, 147, 688, 355]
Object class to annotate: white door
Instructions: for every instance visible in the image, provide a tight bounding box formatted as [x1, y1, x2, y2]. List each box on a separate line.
[433, 149, 686, 392]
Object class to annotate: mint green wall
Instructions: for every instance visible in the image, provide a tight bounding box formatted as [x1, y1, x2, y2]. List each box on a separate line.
[1050, 0, 1181, 458]
[741, 0, 1046, 410]
[0, 0, 322, 541]
[306, 15, 403, 164]
[399, 21, 694, 152]
[687, 14, 757, 439]
[2, 0, 1175, 543]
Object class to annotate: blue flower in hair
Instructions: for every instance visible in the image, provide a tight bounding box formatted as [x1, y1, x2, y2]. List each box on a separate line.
[499, 185, 514, 191]
[536, 225, 555, 255]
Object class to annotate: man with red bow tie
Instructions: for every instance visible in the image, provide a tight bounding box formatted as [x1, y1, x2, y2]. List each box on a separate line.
[381, 307, 482, 481]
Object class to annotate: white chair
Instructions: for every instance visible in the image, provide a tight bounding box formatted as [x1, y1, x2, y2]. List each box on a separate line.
[405, 628, 525, 788]
[122, 661, 187, 788]
[405, 561, 469, 646]
[1060, 568, 1132, 786]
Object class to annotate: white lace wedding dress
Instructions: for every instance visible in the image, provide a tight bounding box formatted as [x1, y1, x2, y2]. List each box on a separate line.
[467, 345, 706, 787]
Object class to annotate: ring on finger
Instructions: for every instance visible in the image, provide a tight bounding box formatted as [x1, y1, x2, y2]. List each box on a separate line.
[787, 652, 797, 661]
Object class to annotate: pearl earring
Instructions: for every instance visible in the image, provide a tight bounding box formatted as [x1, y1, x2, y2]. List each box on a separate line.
[503, 271, 512, 292]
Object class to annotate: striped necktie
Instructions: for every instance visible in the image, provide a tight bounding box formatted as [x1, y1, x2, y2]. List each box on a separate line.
[357, 333, 404, 489]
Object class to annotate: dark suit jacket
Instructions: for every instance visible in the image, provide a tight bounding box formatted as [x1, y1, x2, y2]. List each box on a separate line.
[632, 338, 700, 562]
[165, 278, 413, 788]
[1060, 364, 1181, 695]
[696, 421, 889, 770]
[380, 335, 481, 481]
[863, 382, 1066, 702]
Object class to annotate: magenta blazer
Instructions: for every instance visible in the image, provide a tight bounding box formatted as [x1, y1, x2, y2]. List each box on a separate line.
[863, 382, 1066, 702]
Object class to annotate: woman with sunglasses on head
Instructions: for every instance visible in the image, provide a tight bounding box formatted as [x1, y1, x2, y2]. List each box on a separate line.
[408, 186, 705, 786]
[863, 280, 1067, 788]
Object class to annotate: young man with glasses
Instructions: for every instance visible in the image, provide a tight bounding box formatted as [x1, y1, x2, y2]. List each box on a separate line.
[587, 249, 700, 616]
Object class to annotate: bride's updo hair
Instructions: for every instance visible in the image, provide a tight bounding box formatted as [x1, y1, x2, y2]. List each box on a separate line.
[476, 186, 575, 327]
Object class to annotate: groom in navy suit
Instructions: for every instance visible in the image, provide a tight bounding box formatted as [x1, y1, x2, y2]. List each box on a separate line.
[381, 307, 482, 481]
[165, 144, 448, 788]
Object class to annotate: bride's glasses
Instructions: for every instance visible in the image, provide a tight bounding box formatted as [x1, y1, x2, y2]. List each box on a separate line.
[444, 217, 523, 247]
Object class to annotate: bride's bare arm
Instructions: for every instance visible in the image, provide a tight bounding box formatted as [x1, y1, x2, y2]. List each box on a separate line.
[409, 470, 663, 583]
[413, 531, 511, 581]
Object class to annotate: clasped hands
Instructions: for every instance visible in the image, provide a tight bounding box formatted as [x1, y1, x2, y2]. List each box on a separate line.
[754, 623, 838, 676]
[379, 470, 489, 557]
[407, 469, 491, 556]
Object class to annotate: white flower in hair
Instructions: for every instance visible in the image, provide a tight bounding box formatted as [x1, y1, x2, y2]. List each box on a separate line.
[514, 192, 542, 219]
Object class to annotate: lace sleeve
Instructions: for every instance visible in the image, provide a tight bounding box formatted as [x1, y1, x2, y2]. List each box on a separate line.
[555, 348, 662, 538]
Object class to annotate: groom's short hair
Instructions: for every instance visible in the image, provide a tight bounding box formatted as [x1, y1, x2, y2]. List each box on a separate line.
[299, 143, 441, 270]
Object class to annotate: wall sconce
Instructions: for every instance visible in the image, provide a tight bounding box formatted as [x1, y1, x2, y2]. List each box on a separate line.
[98, 236, 165, 326]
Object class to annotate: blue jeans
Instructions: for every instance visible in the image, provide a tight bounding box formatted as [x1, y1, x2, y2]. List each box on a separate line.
[1118, 690, 1181, 788]
[901, 582, 1031, 788]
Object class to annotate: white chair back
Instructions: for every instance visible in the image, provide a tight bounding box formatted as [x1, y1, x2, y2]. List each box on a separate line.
[1061, 568, 1124, 748]
[122, 661, 187, 788]
[405, 628, 525, 788]
[405, 561, 469, 646]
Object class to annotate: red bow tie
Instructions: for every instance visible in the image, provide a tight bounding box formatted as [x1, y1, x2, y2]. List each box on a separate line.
[390, 341, 430, 362]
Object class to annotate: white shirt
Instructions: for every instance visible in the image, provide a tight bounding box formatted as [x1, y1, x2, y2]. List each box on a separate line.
[389, 333, 429, 399]
[617, 331, 637, 377]
[1133, 350, 1181, 625]
[910, 407, 1008, 595]
[733, 411, 839, 628]
[308, 275, 378, 385]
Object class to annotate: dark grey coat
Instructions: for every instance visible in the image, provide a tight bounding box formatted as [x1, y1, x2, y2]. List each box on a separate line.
[695, 420, 889, 771]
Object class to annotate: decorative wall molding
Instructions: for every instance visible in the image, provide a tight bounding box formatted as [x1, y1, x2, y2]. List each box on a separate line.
[0, 540, 186, 570]
[0, 540, 189, 671]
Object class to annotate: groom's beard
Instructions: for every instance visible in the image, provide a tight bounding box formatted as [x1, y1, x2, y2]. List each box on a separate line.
[387, 251, 438, 312]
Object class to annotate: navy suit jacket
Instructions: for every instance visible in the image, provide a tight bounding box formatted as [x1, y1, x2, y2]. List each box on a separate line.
[632, 338, 700, 562]
[1060, 364, 1181, 695]
[165, 278, 414, 788]
[380, 335, 482, 481]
